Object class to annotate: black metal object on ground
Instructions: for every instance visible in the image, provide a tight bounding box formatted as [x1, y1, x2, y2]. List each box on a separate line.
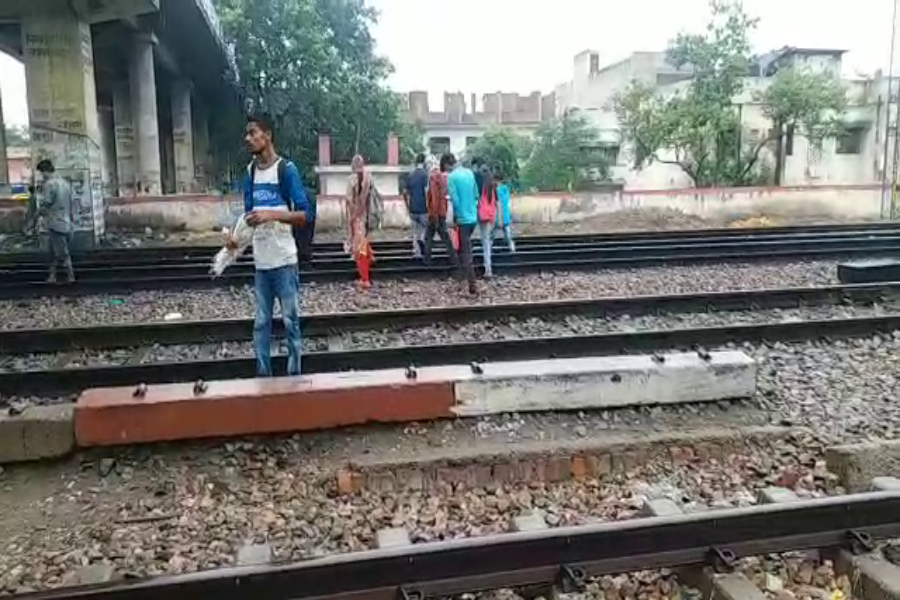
[4, 314, 900, 395]
[1, 282, 897, 354]
[15, 492, 900, 600]
[838, 259, 900, 284]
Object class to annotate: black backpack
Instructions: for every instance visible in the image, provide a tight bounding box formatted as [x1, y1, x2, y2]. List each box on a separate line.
[249, 158, 316, 265]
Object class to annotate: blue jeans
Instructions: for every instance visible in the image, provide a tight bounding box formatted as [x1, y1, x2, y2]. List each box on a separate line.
[254, 264, 301, 377]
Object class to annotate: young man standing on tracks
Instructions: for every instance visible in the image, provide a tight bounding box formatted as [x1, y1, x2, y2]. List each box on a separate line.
[446, 152, 480, 295]
[229, 114, 311, 377]
[34, 159, 75, 283]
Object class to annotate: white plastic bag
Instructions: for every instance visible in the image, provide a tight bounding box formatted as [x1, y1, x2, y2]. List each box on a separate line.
[210, 214, 253, 277]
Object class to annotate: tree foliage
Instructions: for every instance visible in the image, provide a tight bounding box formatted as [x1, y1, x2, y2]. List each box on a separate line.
[520, 112, 609, 192]
[3, 125, 29, 147]
[612, 0, 848, 187]
[465, 127, 528, 184]
[215, 0, 411, 180]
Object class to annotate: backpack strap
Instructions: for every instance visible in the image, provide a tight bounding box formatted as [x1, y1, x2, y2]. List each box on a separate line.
[277, 159, 292, 209]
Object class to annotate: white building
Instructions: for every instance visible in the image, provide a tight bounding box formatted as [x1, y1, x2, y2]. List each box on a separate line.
[555, 47, 894, 190]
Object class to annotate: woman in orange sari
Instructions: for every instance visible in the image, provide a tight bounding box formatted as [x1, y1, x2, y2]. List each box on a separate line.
[345, 154, 375, 289]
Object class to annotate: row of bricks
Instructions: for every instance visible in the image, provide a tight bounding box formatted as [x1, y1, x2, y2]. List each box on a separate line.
[75, 351, 755, 447]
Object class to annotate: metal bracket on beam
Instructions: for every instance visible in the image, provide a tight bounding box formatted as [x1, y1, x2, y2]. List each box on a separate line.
[709, 547, 737, 573]
[397, 587, 423, 600]
[557, 565, 587, 593]
[846, 530, 876, 555]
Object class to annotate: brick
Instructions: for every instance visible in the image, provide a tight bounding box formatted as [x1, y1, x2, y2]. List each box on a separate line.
[512, 509, 548, 532]
[74, 564, 118, 585]
[376, 527, 411, 549]
[367, 471, 397, 493]
[395, 468, 425, 491]
[0, 405, 75, 464]
[336, 469, 362, 495]
[236, 543, 273, 566]
[830, 550, 900, 600]
[757, 487, 801, 505]
[587, 454, 612, 477]
[641, 498, 683, 517]
[826, 440, 900, 492]
[453, 352, 757, 416]
[871, 476, 900, 492]
[571, 456, 587, 479]
[76, 369, 458, 447]
[545, 456, 571, 482]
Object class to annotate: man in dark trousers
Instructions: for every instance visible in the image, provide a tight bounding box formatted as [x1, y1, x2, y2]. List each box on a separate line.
[404, 153, 429, 259]
[423, 153, 459, 272]
[34, 160, 75, 283]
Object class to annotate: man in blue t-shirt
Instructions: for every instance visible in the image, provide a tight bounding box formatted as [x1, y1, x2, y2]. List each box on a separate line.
[404, 153, 429, 258]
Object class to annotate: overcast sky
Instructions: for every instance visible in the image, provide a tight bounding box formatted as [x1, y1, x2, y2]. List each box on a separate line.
[1, 0, 896, 126]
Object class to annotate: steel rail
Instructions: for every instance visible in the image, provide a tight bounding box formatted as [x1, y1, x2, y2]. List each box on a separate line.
[5, 233, 900, 283]
[6, 241, 900, 299]
[4, 313, 900, 395]
[2, 282, 898, 354]
[3, 221, 899, 265]
[4, 226, 900, 270]
[14, 491, 900, 600]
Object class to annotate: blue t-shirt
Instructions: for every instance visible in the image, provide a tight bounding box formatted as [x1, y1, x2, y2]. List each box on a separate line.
[406, 166, 428, 214]
[448, 167, 479, 225]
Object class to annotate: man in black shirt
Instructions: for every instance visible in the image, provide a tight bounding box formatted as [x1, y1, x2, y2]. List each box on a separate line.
[404, 153, 429, 259]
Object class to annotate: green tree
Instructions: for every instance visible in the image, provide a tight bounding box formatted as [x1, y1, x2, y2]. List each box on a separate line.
[4, 125, 29, 147]
[465, 127, 527, 184]
[613, 0, 848, 187]
[613, 0, 756, 187]
[215, 0, 408, 182]
[520, 111, 609, 192]
[753, 67, 847, 184]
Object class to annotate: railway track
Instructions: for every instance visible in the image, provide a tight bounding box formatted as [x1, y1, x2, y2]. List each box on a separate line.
[3, 221, 899, 265]
[14, 489, 900, 600]
[3, 224, 900, 297]
[3, 282, 900, 395]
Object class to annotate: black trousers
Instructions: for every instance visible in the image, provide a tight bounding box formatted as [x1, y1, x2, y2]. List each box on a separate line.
[423, 217, 459, 268]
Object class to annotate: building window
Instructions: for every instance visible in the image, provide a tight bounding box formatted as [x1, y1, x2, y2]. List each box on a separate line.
[600, 145, 620, 165]
[428, 137, 450, 155]
[466, 136, 479, 148]
[836, 128, 865, 155]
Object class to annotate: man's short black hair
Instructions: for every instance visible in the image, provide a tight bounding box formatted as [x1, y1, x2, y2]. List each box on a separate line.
[36, 159, 55, 174]
[415, 153, 426, 164]
[247, 113, 274, 134]
[439, 152, 456, 172]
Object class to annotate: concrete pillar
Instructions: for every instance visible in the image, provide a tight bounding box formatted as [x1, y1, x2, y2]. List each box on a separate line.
[318, 133, 331, 166]
[112, 81, 136, 196]
[192, 102, 210, 190]
[170, 80, 194, 193]
[98, 106, 117, 197]
[21, 3, 105, 244]
[129, 34, 161, 195]
[0, 90, 8, 189]
[387, 134, 399, 166]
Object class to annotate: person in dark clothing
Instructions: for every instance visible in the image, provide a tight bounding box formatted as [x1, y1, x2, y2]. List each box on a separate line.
[404, 153, 429, 258]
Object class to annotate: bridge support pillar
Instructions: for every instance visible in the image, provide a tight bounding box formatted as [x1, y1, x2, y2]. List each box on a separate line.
[0, 89, 9, 190]
[112, 81, 136, 197]
[21, 2, 105, 246]
[192, 103, 210, 191]
[130, 34, 162, 195]
[171, 80, 195, 193]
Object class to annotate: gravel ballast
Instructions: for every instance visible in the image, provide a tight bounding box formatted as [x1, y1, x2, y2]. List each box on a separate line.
[0, 433, 841, 594]
[0, 260, 838, 330]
